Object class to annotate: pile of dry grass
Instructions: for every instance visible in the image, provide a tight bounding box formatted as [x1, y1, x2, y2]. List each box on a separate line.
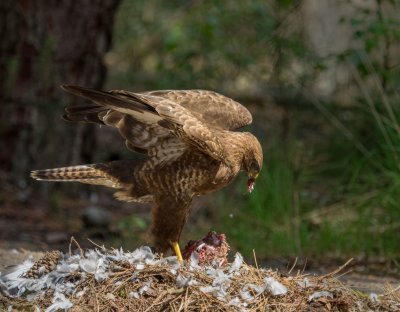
[1, 246, 399, 312]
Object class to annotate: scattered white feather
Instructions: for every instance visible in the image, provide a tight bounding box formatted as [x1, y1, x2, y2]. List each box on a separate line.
[75, 289, 86, 298]
[264, 277, 287, 296]
[227, 296, 247, 308]
[228, 253, 243, 274]
[240, 283, 265, 302]
[369, 292, 379, 302]
[296, 277, 313, 288]
[176, 274, 198, 288]
[0, 258, 34, 280]
[200, 268, 233, 301]
[0, 247, 159, 308]
[158, 256, 181, 273]
[308, 290, 333, 301]
[138, 281, 151, 295]
[239, 276, 287, 302]
[129, 291, 140, 299]
[0, 247, 290, 310]
[45, 292, 73, 312]
[189, 251, 200, 270]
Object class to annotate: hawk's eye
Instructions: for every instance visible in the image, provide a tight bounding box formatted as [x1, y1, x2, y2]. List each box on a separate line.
[250, 161, 260, 172]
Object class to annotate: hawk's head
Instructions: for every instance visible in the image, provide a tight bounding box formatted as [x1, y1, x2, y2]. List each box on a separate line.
[242, 133, 263, 193]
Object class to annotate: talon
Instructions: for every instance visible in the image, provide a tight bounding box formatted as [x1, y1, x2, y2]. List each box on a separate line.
[169, 240, 183, 264]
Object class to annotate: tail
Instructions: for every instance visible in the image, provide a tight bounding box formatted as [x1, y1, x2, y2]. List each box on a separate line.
[30, 160, 154, 203]
[31, 164, 122, 188]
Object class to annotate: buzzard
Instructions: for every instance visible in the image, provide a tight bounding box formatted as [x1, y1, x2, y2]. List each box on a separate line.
[31, 85, 263, 262]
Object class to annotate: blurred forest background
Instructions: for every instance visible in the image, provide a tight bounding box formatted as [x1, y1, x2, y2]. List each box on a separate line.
[1, 0, 399, 271]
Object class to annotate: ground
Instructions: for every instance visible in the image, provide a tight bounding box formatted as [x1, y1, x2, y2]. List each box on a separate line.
[1, 247, 399, 311]
[0, 187, 397, 298]
[0, 246, 397, 296]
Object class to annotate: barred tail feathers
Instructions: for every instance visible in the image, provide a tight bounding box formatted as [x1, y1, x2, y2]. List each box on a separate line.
[30, 164, 121, 188]
[30, 160, 153, 202]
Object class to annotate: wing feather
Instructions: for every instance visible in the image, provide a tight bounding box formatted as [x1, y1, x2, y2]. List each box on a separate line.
[154, 101, 225, 161]
[61, 85, 252, 164]
[145, 90, 252, 130]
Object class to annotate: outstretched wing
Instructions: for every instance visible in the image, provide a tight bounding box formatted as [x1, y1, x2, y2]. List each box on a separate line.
[61, 85, 230, 163]
[145, 90, 253, 130]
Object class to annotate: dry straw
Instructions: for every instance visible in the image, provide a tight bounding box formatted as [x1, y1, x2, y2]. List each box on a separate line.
[0, 243, 399, 311]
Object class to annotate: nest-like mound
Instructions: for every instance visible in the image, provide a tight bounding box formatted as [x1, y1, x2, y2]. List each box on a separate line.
[0, 242, 398, 311]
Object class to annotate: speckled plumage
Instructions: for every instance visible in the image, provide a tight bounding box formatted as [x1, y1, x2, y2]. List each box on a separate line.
[31, 85, 263, 252]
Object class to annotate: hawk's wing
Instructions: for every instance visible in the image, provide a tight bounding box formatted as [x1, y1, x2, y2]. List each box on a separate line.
[62, 86, 168, 152]
[143, 90, 252, 130]
[62, 85, 251, 163]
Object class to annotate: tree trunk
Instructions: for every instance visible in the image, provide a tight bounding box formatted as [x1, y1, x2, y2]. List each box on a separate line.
[0, 0, 120, 185]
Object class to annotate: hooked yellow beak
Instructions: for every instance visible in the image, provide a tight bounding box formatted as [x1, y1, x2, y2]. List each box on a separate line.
[247, 172, 259, 193]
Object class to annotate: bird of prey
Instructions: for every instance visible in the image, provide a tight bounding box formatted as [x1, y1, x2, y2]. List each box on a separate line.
[31, 85, 263, 262]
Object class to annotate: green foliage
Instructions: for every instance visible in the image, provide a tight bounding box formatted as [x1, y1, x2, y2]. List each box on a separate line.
[326, 102, 400, 256]
[117, 215, 148, 233]
[110, 0, 308, 91]
[113, 215, 148, 247]
[339, 0, 400, 92]
[219, 118, 400, 259]
[217, 140, 308, 258]
[313, 0, 400, 258]
[108, 0, 400, 261]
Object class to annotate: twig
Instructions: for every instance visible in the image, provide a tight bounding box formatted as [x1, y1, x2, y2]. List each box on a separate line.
[143, 291, 168, 312]
[183, 287, 189, 311]
[252, 249, 259, 270]
[334, 269, 353, 280]
[300, 258, 308, 275]
[288, 257, 298, 275]
[90, 283, 100, 312]
[324, 258, 354, 278]
[87, 238, 106, 250]
[69, 236, 83, 257]
[381, 283, 400, 297]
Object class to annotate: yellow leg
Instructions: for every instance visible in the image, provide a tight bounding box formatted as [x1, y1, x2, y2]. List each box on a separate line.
[169, 240, 183, 263]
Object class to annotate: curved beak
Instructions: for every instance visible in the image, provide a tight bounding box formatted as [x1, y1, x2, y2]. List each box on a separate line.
[247, 172, 259, 193]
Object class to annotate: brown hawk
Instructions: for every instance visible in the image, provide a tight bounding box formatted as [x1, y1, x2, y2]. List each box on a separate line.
[31, 85, 263, 262]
